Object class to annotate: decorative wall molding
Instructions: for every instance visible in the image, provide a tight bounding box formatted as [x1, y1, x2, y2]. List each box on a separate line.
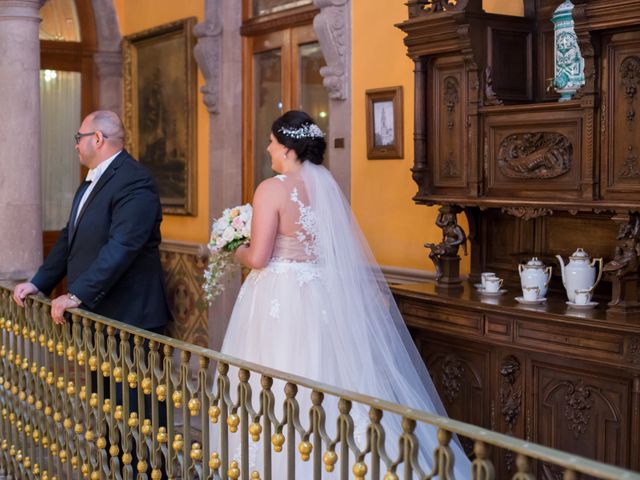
[313, 0, 348, 100]
[498, 132, 572, 179]
[194, 0, 223, 114]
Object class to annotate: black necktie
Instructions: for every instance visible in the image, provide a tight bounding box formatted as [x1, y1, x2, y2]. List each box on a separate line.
[69, 180, 92, 238]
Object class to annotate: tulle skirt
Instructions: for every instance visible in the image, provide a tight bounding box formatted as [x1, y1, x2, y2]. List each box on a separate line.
[210, 260, 470, 478]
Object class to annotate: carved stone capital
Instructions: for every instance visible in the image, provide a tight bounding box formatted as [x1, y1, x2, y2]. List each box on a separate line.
[313, 0, 349, 100]
[194, 2, 223, 114]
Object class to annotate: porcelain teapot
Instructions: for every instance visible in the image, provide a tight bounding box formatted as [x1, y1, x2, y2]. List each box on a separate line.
[556, 248, 603, 302]
[518, 257, 552, 298]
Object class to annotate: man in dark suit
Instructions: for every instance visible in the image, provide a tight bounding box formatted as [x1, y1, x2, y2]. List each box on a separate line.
[13, 109, 172, 330]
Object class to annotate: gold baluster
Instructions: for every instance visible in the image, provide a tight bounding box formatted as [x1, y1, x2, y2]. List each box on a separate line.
[512, 454, 535, 480]
[472, 440, 495, 480]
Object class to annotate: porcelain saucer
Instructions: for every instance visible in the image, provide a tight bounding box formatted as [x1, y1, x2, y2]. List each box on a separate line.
[566, 301, 598, 310]
[515, 296, 547, 305]
[479, 288, 507, 296]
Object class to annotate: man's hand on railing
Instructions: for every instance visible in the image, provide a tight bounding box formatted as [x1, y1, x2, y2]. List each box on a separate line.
[12, 282, 39, 307]
[51, 293, 81, 325]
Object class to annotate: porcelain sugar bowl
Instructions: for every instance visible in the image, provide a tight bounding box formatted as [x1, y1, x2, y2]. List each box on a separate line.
[556, 248, 603, 302]
[518, 257, 552, 298]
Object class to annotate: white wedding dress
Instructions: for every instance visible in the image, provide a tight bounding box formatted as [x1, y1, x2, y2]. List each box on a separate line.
[211, 162, 471, 479]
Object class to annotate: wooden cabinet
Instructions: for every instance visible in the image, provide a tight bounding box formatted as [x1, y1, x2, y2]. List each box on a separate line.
[397, 2, 640, 473]
[393, 283, 640, 477]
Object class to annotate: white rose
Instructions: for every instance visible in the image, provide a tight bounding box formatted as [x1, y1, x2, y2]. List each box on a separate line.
[222, 227, 235, 242]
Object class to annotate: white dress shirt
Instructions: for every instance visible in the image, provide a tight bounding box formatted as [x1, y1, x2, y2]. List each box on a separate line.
[74, 150, 122, 225]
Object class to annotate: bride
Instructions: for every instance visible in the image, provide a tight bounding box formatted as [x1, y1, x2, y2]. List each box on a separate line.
[211, 110, 471, 478]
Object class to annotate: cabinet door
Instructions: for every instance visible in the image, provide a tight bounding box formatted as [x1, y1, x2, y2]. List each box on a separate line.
[529, 354, 635, 476]
[411, 331, 491, 456]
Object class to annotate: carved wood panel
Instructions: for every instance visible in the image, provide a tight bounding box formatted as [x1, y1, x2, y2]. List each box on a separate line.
[415, 334, 491, 455]
[483, 107, 584, 199]
[431, 56, 468, 190]
[531, 357, 633, 472]
[603, 32, 640, 199]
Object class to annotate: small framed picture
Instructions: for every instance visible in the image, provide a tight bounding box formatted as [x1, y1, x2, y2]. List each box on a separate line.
[365, 86, 403, 159]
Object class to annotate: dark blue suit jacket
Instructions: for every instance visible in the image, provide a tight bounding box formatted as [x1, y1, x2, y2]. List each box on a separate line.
[32, 150, 172, 329]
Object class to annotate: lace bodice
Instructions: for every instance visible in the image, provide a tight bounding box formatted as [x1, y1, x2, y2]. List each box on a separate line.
[270, 174, 318, 263]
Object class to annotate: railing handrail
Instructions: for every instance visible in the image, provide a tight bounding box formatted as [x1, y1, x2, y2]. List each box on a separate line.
[1, 282, 639, 480]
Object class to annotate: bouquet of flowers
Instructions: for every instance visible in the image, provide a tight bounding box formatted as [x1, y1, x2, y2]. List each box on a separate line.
[203, 204, 252, 303]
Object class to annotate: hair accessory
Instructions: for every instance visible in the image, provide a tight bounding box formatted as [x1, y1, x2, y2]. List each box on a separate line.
[278, 123, 325, 139]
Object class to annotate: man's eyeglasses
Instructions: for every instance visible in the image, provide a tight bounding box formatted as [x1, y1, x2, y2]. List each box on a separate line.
[74, 131, 109, 144]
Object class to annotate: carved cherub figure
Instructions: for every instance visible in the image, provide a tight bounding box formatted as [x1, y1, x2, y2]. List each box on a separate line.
[425, 210, 468, 279]
[603, 214, 640, 278]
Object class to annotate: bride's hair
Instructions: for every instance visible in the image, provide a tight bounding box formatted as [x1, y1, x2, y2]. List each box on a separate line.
[272, 110, 327, 165]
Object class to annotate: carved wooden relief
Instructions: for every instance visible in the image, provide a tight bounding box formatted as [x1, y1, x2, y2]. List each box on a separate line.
[500, 355, 522, 433]
[629, 336, 640, 365]
[605, 36, 640, 197]
[563, 381, 595, 438]
[621, 55, 640, 130]
[536, 363, 629, 467]
[502, 207, 553, 221]
[441, 354, 465, 404]
[497, 132, 572, 179]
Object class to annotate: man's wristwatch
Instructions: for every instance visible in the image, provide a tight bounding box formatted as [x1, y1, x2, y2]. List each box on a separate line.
[67, 293, 82, 306]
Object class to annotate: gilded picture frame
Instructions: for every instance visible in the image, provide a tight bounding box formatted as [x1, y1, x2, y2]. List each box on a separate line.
[365, 86, 404, 159]
[123, 18, 197, 215]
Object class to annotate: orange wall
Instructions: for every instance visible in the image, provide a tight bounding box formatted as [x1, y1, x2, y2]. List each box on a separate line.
[114, 0, 209, 243]
[351, 1, 470, 274]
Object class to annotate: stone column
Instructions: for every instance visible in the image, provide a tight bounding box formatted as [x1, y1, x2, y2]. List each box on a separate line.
[0, 0, 43, 282]
[194, 0, 243, 351]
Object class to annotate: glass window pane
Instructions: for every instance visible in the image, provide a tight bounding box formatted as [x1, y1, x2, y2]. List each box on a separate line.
[252, 0, 312, 17]
[39, 0, 81, 42]
[254, 49, 283, 188]
[40, 70, 81, 230]
[299, 42, 329, 166]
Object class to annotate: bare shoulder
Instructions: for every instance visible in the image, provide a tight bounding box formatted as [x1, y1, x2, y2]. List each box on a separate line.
[254, 176, 287, 201]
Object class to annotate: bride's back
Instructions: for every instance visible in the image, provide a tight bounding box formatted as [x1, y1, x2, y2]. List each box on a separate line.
[271, 173, 318, 264]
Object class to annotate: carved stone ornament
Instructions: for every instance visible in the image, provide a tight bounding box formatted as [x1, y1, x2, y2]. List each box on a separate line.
[620, 56, 640, 130]
[313, 0, 349, 100]
[499, 355, 522, 434]
[502, 207, 554, 221]
[193, 0, 223, 114]
[563, 381, 594, 438]
[497, 132, 572, 179]
[441, 354, 464, 404]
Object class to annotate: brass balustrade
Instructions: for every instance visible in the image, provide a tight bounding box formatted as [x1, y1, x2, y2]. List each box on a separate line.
[0, 283, 639, 480]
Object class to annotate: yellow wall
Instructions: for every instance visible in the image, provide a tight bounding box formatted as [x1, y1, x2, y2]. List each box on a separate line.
[351, 1, 470, 274]
[115, 0, 209, 243]
[483, 0, 524, 16]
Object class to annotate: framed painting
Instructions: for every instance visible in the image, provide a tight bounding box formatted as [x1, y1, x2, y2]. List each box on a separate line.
[365, 86, 404, 159]
[123, 18, 197, 215]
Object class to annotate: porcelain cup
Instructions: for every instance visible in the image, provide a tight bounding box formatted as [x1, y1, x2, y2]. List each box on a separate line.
[522, 286, 540, 301]
[485, 276, 503, 293]
[481, 272, 496, 289]
[574, 288, 592, 305]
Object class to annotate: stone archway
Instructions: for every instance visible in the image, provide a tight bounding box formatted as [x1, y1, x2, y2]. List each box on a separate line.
[91, 0, 123, 114]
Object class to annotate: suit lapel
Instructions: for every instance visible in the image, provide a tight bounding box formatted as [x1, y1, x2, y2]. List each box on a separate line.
[69, 151, 127, 247]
